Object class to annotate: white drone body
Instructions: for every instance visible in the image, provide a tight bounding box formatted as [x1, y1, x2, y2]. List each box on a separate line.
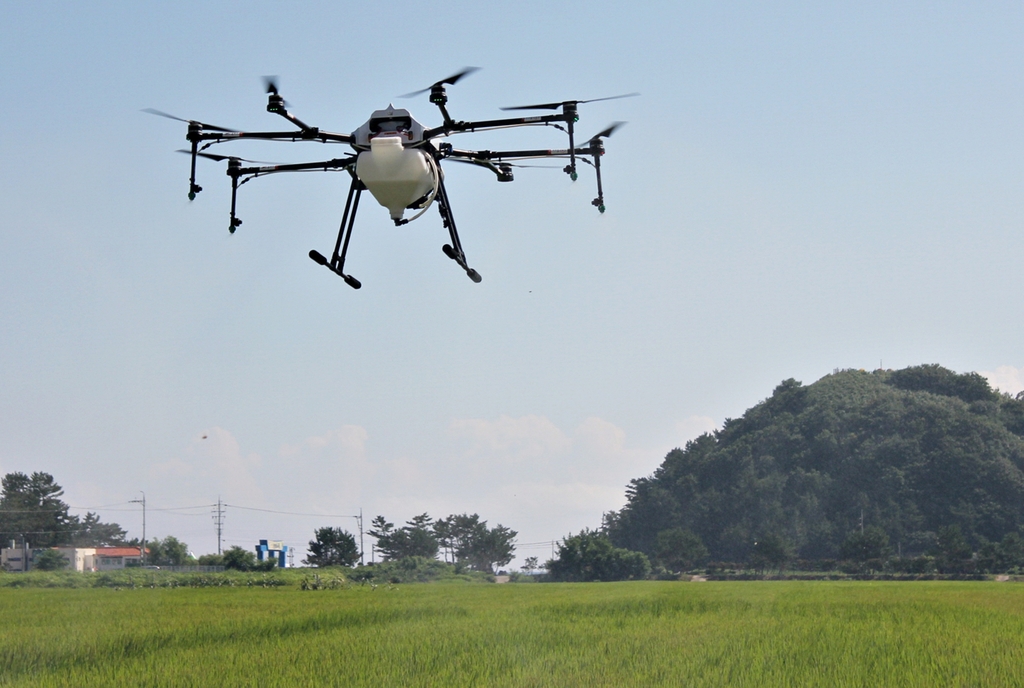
[351, 106, 437, 221]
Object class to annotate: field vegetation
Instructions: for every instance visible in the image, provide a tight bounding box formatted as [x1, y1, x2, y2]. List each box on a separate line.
[1, 580, 1022, 686]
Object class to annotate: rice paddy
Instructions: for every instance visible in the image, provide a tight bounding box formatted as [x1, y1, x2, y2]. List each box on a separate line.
[1, 580, 1022, 687]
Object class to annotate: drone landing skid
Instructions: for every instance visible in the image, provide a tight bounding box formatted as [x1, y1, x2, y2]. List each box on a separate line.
[308, 175, 481, 288]
[309, 177, 364, 289]
[436, 177, 481, 283]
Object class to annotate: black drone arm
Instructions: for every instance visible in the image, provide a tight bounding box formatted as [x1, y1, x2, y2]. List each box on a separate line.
[190, 129, 354, 145]
[223, 156, 358, 233]
[183, 128, 353, 201]
[446, 143, 595, 162]
[423, 112, 567, 140]
[446, 136, 612, 211]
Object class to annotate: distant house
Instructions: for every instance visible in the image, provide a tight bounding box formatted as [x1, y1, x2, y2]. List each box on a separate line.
[57, 547, 97, 572]
[1, 546, 97, 572]
[1, 546, 32, 572]
[0, 545, 150, 572]
[94, 547, 147, 570]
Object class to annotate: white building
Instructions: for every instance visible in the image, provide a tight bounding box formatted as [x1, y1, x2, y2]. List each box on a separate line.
[93, 547, 146, 570]
[1, 546, 95, 572]
[1, 545, 147, 572]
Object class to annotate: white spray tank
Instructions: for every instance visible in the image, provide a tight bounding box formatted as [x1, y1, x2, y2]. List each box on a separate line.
[355, 136, 436, 221]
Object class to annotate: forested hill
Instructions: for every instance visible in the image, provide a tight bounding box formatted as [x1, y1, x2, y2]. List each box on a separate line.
[605, 365, 1024, 563]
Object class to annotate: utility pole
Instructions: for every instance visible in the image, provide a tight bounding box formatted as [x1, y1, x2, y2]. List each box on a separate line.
[212, 497, 225, 555]
[357, 509, 364, 565]
[130, 492, 146, 564]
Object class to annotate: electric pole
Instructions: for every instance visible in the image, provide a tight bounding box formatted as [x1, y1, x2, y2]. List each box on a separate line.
[212, 497, 225, 555]
[129, 491, 146, 564]
[357, 508, 364, 565]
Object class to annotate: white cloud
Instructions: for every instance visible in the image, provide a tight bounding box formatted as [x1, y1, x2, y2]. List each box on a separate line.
[149, 426, 264, 504]
[272, 425, 377, 512]
[674, 415, 718, 444]
[442, 414, 659, 538]
[133, 416, 662, 566]
[981, 365, 1024, 396]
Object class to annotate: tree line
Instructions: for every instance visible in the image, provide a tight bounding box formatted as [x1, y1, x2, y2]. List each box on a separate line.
[306, 512, 517, 574]
[0, 472, 127, 548]
[547, 365, 1024, 580]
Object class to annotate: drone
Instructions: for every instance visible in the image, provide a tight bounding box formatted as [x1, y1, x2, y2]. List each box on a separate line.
[147, 69, 635, 289]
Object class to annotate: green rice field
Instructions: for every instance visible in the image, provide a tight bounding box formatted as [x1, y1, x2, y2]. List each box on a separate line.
[1, 580, 1022, 687]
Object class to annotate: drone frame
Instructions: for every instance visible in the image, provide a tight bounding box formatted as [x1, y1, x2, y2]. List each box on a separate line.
[160, 74, 627, 289]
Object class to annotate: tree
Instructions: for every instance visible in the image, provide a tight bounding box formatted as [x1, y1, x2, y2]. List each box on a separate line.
[474, 524, 517, 573]
[0, 472, 127, 548]
[367, 515, 395, 560]
[749, 533, 792, 573]
[147, 536, 190, 566]
[998, 532, 1024, 570]
[222, 546, 258, 571]
[840, 527, 890, 562]
[547, 529, 650, 582]
[369, 514, 439, 561]
[936, 524, 973, 572]
[400, 514, 440, 559]
[1, 472, 75, 547]
[435, 513, 517, 573]
[72, 512, 128, 547]
[655, 528, 708, 572]
[522, 557, 539, 574]
[33, 548, 70, 571]
[304, 527, 359, 567]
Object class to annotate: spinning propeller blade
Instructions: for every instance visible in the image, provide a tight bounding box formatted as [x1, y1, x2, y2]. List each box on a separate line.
[588, 121, 625, 142]
[499, 92, 639, 111]
[141, 108, 237, 132]
[262, 76, 290, 107]
[400, 67, 480, 98]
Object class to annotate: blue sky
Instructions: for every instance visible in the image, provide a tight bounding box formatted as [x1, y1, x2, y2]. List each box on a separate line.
[1, 2, 1021, 566]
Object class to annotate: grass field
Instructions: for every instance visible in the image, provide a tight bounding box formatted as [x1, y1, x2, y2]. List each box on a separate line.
[1, 580, 1022, 687]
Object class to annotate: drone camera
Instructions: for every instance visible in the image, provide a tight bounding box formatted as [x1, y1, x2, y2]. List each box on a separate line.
[369, 116, 412, 135]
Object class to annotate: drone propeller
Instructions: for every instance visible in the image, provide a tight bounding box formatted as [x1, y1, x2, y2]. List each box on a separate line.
[499, 92, 639, 112]
[176, 150, 277, 164]
[263, 76, 279, 95]
[587, 121, 626, 142]
[399, 67, 480, 98]
[141, 108, 237, 132]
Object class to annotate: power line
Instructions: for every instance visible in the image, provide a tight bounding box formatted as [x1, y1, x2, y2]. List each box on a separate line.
[223, 504, 360, 518]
